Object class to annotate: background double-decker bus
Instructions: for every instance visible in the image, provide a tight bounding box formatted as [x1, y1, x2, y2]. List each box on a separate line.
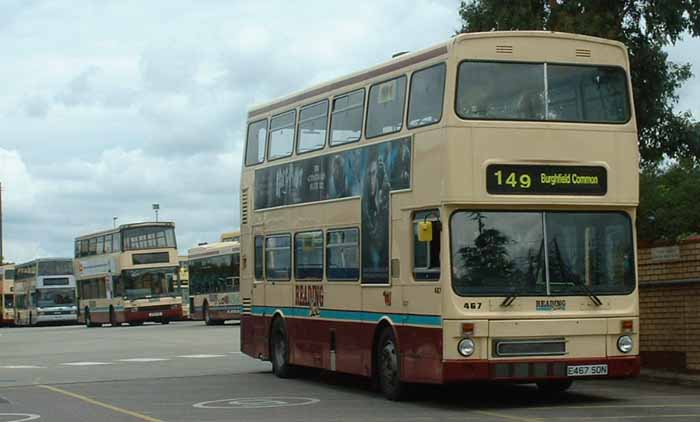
[0, 263, 16, 325]
[13, 258, 77, 326]
[187, 234, 241, 325]
[75, 221, 183, 327]
[239, 31, 640, 399]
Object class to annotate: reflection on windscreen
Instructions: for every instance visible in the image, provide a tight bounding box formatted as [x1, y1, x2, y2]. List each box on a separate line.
[189, 254, 239, 294]
[122, 226, 176, 251]
[38, 261, 74, 276]
[456, 61, 629, 123]
[37, 288, 76, 308]
[116, 269, 176, 299]
[451, 211, 635, 296]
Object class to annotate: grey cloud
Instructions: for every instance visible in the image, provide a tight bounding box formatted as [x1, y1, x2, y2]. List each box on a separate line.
[22, 95, 50, 118]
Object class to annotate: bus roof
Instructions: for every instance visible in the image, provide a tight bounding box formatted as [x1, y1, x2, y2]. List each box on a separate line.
[247, 31, 626, 120]
[75, 221, 175, 241]
[187, 241, 240, 260]
[16, 258, 73, 267]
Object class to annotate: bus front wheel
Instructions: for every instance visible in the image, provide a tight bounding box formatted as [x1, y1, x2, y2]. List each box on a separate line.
[376, 327, 408, 401]
[204, 303, 214, 326]
[536, 379, 573, 394]
[270, 318, 297, 378]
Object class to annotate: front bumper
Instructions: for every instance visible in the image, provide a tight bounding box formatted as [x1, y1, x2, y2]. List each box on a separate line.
[36, 313, 78, 323]
[442, 356, 640, 383]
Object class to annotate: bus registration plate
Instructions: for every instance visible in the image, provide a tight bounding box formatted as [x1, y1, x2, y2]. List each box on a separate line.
[149, 312, 163, 317]
[567, 364, 608, 377]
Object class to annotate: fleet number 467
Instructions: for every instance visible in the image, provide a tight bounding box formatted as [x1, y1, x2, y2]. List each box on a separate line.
[493, 170, 532, 189]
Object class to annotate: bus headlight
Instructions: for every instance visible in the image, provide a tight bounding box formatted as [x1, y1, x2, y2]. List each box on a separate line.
[617, 335, 633, 353]
[458, 338, 475, 357]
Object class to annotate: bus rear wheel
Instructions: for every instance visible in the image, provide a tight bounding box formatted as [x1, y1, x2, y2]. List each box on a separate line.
[536, 379, 573, 393]
[376, 327, 408, 401]
[270, 318, 297, 378]
[204, 303, 215, 326]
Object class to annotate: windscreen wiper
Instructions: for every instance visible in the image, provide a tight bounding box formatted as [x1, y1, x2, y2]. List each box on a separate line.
[501, 285, 519, 307]
[551, 239, 603, 307]
[571, 279, 603, 306]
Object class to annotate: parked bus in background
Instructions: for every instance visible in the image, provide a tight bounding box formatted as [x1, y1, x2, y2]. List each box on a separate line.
[74, 221, 183, 327]
[239, 31, 640, 399]
[188, 235, 241, 325]
[13, 258, 77, 326]
[0, 263, 16, 325]
[219, 231, 241, 243]
[177, 255, 190, 319]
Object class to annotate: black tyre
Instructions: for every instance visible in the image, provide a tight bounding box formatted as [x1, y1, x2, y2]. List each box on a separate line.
[270, 318, 297, 378]
[536, 379, 573, 394]
[128, 321, 144, 326]
[376, 328, 408, 401]
[161, 319, 170, 325]
[109, 307, 120, 327]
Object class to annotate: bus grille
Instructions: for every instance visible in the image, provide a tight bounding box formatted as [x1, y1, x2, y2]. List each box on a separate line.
[493, 338, 566, 357]
[135, 305, 174, 313]
[492, 362, 568, 379]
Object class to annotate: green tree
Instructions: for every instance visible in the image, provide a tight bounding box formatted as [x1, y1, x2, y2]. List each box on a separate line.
[638, 157, 700, 241]
[458, 0, 700, 166]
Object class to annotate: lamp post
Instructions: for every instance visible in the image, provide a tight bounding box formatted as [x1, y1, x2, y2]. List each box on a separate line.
[152, 203, 160, 222]
[113, 216, 118, 229]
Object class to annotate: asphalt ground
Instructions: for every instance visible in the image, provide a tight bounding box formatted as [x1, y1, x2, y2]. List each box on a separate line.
[0, 322, 698, 422]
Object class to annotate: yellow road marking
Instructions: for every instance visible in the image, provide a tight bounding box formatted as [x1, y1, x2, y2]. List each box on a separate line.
[533, 404, 700, 410]
[475, 410, 543, 422]
[39, 385, 162, 422]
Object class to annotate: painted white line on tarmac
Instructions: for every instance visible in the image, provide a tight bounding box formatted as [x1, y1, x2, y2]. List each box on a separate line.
[118, 358, 171, 363]
[177, 354, 226, 359]
[0, 365, 45, 369]
[61, 362, 113, 366]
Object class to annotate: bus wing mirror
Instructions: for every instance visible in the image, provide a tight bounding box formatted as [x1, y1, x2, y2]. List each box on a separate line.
[418, 221, 433, 242]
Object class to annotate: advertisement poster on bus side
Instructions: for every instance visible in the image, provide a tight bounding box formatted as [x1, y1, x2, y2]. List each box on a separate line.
[254, 136, 412, 284]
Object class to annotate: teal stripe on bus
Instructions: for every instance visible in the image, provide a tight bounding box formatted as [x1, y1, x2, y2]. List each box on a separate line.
[251, 306, 441, 327]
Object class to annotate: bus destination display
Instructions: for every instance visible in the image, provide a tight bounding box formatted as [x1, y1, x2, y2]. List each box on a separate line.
[486, 164, 607, 195]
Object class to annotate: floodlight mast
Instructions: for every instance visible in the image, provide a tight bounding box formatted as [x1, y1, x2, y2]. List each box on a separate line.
[152, 203, 160, 222]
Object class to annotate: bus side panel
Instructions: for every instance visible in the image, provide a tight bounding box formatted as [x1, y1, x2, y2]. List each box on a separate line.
[288, 318, 372, 377]
[241, 314, 271, 360]
[397, 325, 444, 384]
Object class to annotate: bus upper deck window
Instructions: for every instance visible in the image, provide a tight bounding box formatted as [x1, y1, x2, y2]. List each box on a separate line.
[245, 119, 268, 166]
[268, 110, 296, 160]
[297, 100, 328, 154]
[330, 89, 364, 146]
[408, 63, 446, 129]
[366, 75, 407, 139]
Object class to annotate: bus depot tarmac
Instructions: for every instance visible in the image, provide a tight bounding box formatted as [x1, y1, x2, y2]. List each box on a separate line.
[0, 322, 699, 422]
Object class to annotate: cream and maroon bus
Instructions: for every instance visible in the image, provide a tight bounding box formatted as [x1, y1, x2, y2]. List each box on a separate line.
[0, 263, 15, 325]
[14, 258, 77, 326]
[75, 222, 183, 327]
[187, 235, 241, 325]
[239, 31, 639, 399]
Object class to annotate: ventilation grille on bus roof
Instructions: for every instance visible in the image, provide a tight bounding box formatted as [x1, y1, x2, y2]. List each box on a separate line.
[496, 45, 513, 54]
[575, 48, 592, 58]
[241, 188, 249, 225]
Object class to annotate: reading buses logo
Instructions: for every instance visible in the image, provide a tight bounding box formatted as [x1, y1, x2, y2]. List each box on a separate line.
[536, 299, 566, 311]
[295, 285, 324, 317]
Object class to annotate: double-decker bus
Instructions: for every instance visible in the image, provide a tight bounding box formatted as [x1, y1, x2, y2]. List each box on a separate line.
[13, 258, 77, 326]
[187, 236, 241, 325]
[0, 263, 15, 325]
[75, 221, 183, 327]
[239, 31, 640, 399]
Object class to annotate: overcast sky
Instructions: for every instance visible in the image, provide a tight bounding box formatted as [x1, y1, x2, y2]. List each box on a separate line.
[1, 0, 699, 263]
